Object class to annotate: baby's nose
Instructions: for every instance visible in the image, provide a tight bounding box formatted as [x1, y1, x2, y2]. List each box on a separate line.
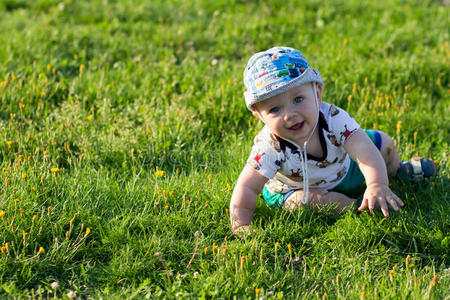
[284, 108, 297, 120]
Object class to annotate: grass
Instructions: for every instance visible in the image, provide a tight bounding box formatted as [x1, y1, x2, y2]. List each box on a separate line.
[0, 0, 449, 298]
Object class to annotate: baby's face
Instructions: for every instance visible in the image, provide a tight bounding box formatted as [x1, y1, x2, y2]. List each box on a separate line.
[253, 83, 322, 145]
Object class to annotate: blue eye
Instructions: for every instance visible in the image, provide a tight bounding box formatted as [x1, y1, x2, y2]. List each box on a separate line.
[269, 107, 280, 113]
[294, 97, 303, 103]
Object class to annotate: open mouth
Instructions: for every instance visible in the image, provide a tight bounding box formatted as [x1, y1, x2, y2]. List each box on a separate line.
[288, 122, 304, 131]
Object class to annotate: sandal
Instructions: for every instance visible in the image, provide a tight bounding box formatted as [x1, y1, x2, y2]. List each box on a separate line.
[397, 157, 437, 182]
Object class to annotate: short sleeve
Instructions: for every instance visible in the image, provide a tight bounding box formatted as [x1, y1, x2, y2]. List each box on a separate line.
[327, 104, 360, 145]
[246, 133, 283, 180]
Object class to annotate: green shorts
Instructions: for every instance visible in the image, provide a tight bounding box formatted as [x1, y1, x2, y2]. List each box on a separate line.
[262, 129, 382, 208]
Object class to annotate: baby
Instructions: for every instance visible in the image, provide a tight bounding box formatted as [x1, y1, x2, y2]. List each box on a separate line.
[230, 47, 437, 234]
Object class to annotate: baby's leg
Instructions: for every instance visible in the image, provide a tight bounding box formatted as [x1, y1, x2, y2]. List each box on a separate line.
[283, 188, 356, 211]
[377, 131, 401, 177]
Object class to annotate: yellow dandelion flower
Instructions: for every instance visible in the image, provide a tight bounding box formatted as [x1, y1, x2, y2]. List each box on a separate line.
[287, 243, 292, 251]
[14, 198, 19, 205]
[40, 175, 45, 182]
[226, 183, 231, 191]
[38, 246, 45, 254]
[275, 242, 279, 249]
[22, 231, 28, 238]
[155, 170, 164, 177]
[225, 208, 229, 215]
[40, 91, 46, 96]
[0, 211, 4, 219]
[176, 168, 180, 174]
[212, 245, 218, 253]
[169, 191, 174, 196]
[255, 288, 261, 295]
[51, 167, 60, 173]
[5, 242, 9, 250]
[222, 246, 227, 255]
[164, 205, 169, 210]
[5, 177, 10, 186]
[87, 114, 94, 120]
[19, 102, 24, 110]
[80, 64, 85, 72]
[85, 227, 91, 236]
[43, 150, 49, 156]
[204, 247, 208, 255]
[32, 214, 37, 222]
[47, 64, 51, 71]
[19, 207, 23, 215]
[405, 255, 410, 268]
[0, 246, 5, 254]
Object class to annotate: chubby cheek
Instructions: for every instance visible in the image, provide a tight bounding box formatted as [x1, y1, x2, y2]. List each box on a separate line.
[271, 119, 285, 132]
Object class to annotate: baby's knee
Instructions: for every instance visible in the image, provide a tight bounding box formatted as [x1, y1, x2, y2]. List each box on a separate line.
[378, 131, 395, 147]
[377, 131, 400, 175]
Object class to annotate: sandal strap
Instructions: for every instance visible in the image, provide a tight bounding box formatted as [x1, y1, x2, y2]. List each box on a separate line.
[410, 157, 424, 181]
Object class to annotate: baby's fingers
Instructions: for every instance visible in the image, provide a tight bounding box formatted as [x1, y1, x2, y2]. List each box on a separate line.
[358, 198, 368, 211]
[388, 193, 404, 210]
[358, 196, 377, 211]
[395, 194, 404, 207]
[377, 197, 390, 217]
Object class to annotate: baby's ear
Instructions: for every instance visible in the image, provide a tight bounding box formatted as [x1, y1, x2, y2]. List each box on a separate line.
[316, 83, 323, 104]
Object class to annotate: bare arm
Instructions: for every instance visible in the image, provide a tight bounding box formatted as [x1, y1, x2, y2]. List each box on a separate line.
[344, 129, 403, 216]
[229, 166, 268, 233]
[345, 129, 389, 185]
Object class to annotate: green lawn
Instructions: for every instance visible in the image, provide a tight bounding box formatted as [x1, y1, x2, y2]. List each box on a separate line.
[0, 0, 449, 298]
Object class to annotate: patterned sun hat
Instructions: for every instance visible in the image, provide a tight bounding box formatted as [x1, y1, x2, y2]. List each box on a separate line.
[243, 46, 323, 110]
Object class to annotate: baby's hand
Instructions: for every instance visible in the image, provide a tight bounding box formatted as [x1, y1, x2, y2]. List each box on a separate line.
[232, 225, 255, 238]
[359, 183, 404, 217]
